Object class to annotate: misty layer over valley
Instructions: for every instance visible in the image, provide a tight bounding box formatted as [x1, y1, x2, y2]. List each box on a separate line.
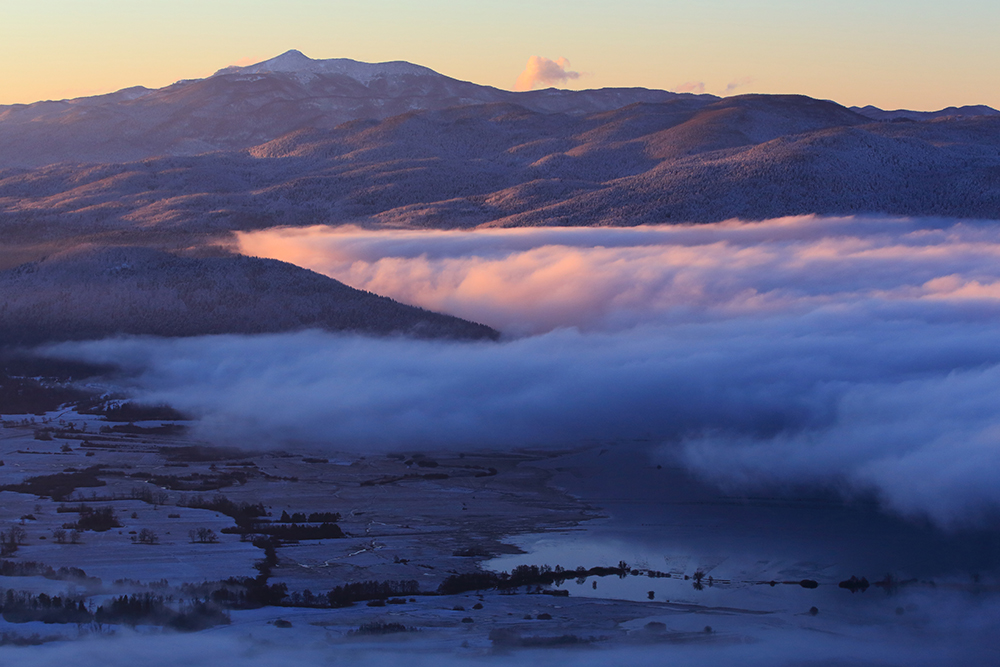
[55, 216, 1000, 528]
[3, 51, 1000, 665]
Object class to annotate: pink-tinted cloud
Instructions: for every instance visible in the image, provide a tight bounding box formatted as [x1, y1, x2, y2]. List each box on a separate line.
[724, 76, 754, 94]
[236, 216, 1000, 335]
[677, 81, 706, 94]
[514, 56, 581, 91]
[228, 56, 259, 68]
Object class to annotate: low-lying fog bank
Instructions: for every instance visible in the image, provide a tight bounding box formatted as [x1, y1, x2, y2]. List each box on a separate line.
[5, 607, 999, 667]
[45, 216, 1000, 529]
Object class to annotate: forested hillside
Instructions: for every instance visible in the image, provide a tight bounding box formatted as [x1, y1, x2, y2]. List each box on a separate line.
[0, 247, 498, 344]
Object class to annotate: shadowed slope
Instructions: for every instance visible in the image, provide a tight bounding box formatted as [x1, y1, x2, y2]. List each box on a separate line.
[0, 247, 499, 344]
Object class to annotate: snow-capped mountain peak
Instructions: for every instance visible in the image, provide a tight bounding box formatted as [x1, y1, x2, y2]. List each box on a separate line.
[214, 49, 440, 84]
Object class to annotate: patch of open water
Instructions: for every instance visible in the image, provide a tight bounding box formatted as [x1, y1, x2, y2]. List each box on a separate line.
[485, 445, 1000, 609]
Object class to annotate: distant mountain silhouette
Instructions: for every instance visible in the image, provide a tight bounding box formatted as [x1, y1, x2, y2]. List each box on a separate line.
[0, 246, 498, 344]
[0, 50, 708, 169]
[852, 104, 1000, 121]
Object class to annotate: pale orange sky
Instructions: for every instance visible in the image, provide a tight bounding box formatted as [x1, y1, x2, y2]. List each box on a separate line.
[1, 0, 998, 110]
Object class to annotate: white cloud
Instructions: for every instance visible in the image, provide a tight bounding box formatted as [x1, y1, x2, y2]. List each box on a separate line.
[514, 56, 581, 91]
[44, 216, 1000, 528]
[236, 216, 1000, 335]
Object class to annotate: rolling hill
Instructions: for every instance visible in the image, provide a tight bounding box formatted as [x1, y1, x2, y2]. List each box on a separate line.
[1, 89, 998, 255]
[0, 246, 498, 344]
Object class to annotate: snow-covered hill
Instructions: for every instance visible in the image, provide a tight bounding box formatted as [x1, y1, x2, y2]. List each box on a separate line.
[2, 92, 998, 252]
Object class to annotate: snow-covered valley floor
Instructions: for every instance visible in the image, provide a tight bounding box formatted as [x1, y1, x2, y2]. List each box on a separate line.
[0, 410, 996, 665]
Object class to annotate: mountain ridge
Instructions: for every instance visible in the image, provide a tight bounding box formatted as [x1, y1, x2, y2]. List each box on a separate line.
[213, 49, 440, 81]
[0, 51, 711, 169]
[3, 91, 997, 249]
[2, 50, 993, 173]
[851, 104, 1000, 122]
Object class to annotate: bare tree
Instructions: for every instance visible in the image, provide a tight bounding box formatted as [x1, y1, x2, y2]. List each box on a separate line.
[0, 532, 15, 556]
[134, 528, 159, 545]
[189, 527, 219, 544]
[1, 525, 26, 556]
[8, 525, 26, 544]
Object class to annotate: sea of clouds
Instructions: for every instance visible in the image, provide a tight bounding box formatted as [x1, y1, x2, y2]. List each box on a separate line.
[49, 216, 1000, 528]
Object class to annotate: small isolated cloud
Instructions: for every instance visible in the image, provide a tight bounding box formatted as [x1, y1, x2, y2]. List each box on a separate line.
[677, 81, 706, 94]
[514, 56, 581, 91]
[724, 76, 753, 94]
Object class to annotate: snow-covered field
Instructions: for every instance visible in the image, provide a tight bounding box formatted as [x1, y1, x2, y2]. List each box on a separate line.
[0, 409, 996, 665]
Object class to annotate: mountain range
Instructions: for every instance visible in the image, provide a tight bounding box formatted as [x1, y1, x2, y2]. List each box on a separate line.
[2, 51, 999, 341]
[1, 52, 997, 241]
[0, 50, 706, 170]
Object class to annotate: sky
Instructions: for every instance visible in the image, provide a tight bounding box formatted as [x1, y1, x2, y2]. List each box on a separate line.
[1, 0, 998, 110]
